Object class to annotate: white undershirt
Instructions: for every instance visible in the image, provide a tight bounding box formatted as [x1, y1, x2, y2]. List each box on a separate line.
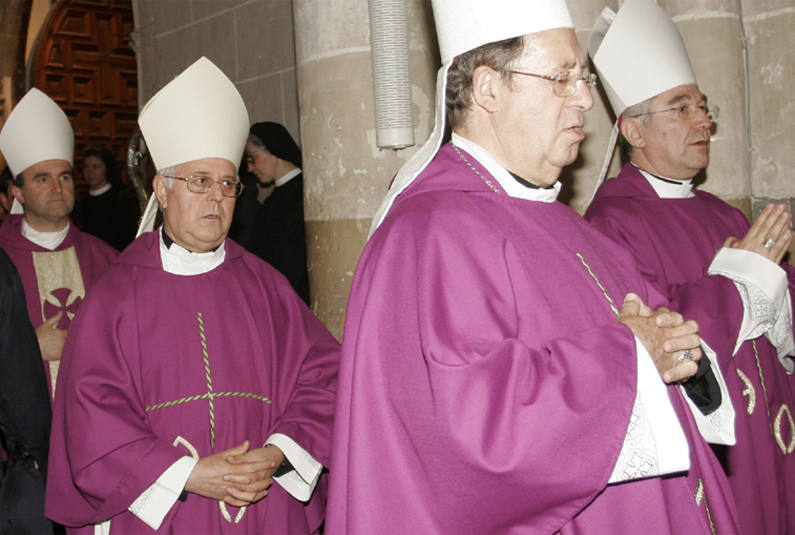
[21, 219, 69, 250]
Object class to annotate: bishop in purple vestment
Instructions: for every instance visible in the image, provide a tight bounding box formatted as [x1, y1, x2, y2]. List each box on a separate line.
[0, 89, 117, 400]
[45, 57, 339, 534]
[586, 2, 795, 532]
[327, 1, 740, 533]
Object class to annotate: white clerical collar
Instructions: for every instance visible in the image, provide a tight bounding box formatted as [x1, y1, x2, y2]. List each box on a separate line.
[634, 164, 695, 199]
[159, 227, 226, 276]
[21, 218, 69, 250]
[452, 133, 561, 203]
[89, 183, 112, 196]
[274, 167, 301, 188]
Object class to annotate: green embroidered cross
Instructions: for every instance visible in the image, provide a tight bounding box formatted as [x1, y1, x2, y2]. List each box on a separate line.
[145, 311, 272, 449]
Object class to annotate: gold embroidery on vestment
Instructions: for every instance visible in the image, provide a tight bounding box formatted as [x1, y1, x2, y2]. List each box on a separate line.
[32, 247, 86, 397]
[774, 404, 795, 455]
[736, 368, 755, 415]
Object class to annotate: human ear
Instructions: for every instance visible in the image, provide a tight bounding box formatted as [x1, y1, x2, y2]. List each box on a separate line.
[620, 117, 645, 149]
[10, 184, 24, 205]
[471, 65, 500, 113]
[153, 175, 168, 210]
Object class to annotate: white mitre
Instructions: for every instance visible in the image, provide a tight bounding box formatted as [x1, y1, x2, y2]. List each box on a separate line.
[138, 56, 248, 170]
[136, 57, 249, 236]
[588, 0, 697, 117]
[0, 88, 74, 177]
[369, 0, 573, 234]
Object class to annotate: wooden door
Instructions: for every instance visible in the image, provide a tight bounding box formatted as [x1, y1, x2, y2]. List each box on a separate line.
[30, 0, 137, 192]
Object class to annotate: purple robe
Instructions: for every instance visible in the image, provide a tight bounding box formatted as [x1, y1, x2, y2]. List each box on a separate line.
[327, 144, 739, 534]
[0, 214, 117, 398]
[44, 232, 339, 533]
[586, 163, 795, 534]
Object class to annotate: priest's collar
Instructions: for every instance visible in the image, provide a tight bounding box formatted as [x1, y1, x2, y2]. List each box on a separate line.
[274, 167, 301, 188]
[159, 226, 226, 276]
[451, 133, 561, 203]
[632, 163, 695, 199]
[21, 218, 69, 250]
[88, 183, 112, 196]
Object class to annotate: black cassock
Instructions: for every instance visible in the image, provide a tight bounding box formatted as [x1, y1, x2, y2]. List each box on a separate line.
[0, 247, 53, 534]
[233, 173, 310, 304]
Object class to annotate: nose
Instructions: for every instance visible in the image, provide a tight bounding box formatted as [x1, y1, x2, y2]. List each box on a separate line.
[206, 179, 225, 201]
[568, 80, 594, 111]
[246, 161, 254, 173]
[694, 109, 712, 131]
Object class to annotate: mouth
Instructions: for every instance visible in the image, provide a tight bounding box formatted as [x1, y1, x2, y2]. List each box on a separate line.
[566, 124, 586, 140]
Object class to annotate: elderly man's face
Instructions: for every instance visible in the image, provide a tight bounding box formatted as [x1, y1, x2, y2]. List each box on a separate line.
[12, 159, 75, 231]
[491, 28, 594, 187]
[154, 158, 236, 252]
[629, 84, 712, 180]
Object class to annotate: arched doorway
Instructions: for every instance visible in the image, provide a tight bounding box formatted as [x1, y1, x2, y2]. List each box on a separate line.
[29, 0, 138, 193]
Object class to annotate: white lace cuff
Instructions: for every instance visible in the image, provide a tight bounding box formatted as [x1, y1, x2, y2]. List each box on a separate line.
[609, 338, 690, 483]
[264, 433, 323, 502]
[708, 248, 794, 371]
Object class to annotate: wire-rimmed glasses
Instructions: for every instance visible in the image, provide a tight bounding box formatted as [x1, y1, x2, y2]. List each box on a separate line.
[161, 174, 245, 198]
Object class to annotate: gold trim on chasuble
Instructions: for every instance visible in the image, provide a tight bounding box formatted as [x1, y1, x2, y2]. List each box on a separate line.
[145, 311, 273, 523]
[575, 253, 714, 522]
[32, 246, 86, 398]
[738, 340, 795, 455]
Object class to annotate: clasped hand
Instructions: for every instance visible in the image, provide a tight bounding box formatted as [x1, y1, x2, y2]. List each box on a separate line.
[184, 440, 285, 507]
[617, 293, 701, 384]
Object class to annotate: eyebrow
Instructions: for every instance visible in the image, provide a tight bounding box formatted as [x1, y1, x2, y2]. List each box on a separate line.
[666, 93, 707, 106]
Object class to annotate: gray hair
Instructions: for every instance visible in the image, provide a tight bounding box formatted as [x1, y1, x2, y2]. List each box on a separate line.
[158, 166, 176, 189]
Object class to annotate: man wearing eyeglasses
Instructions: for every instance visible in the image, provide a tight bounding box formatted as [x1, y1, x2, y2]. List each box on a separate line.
[585, 0, 795, 532]
[45, 57, 339, 534]
[327, 0, 739, 533]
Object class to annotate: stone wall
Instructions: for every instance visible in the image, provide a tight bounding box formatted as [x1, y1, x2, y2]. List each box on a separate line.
[131, 0, 299, 140]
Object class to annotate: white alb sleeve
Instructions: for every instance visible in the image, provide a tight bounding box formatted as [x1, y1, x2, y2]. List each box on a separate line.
[265, 433, 323, 502]
[127, 456, 197, 530]
[609, 338, 690, 483]
[708, 248, 794, 371]
[679, 340, 736, 445]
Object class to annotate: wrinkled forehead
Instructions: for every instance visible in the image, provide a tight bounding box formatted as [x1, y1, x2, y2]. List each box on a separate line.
[175, 157, 237, 176]
[652, 84, 706, 106]
[22, 158, 73, 179]
[518, 28, 587, 71]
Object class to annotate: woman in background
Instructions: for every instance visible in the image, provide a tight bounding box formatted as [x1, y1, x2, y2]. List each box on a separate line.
[73, 146, 139, 251]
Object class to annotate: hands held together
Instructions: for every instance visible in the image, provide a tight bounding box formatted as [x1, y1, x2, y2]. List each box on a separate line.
[617, 293, 701, 384]
[724, 202, 792, 265]
[185, 441, 285, 507]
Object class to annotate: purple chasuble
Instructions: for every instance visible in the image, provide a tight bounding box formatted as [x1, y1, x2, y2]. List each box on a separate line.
[45, 232, 339, 534]
[327, 144, 739, 534]
[586, 163, 795, 534]
[0, 214, 117, 398]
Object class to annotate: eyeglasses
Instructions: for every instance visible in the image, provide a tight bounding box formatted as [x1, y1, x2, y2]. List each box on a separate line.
[629, 103, 719, 122]
[161, 174, 245, 198]
[506, 69, 598, 98]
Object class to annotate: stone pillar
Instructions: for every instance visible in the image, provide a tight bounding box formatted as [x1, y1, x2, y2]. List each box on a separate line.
[294, 0, 437, 338]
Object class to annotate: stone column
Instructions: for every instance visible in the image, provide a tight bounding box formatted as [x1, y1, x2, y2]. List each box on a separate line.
[293, 0, 437, 338]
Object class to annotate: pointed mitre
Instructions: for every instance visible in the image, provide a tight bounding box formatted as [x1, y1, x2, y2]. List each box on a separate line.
[370, 0, 573, 234]
[0, 88, 74, 176]
[588, 0, 696, 117]
[138, 57, 249, 171]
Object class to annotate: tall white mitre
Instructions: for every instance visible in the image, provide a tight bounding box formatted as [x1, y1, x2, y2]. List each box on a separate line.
[0, 88, 74, 177]
[588, 0, 697, 117]
[136, 57, 249, 235]
[369, 0, 573, 233]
